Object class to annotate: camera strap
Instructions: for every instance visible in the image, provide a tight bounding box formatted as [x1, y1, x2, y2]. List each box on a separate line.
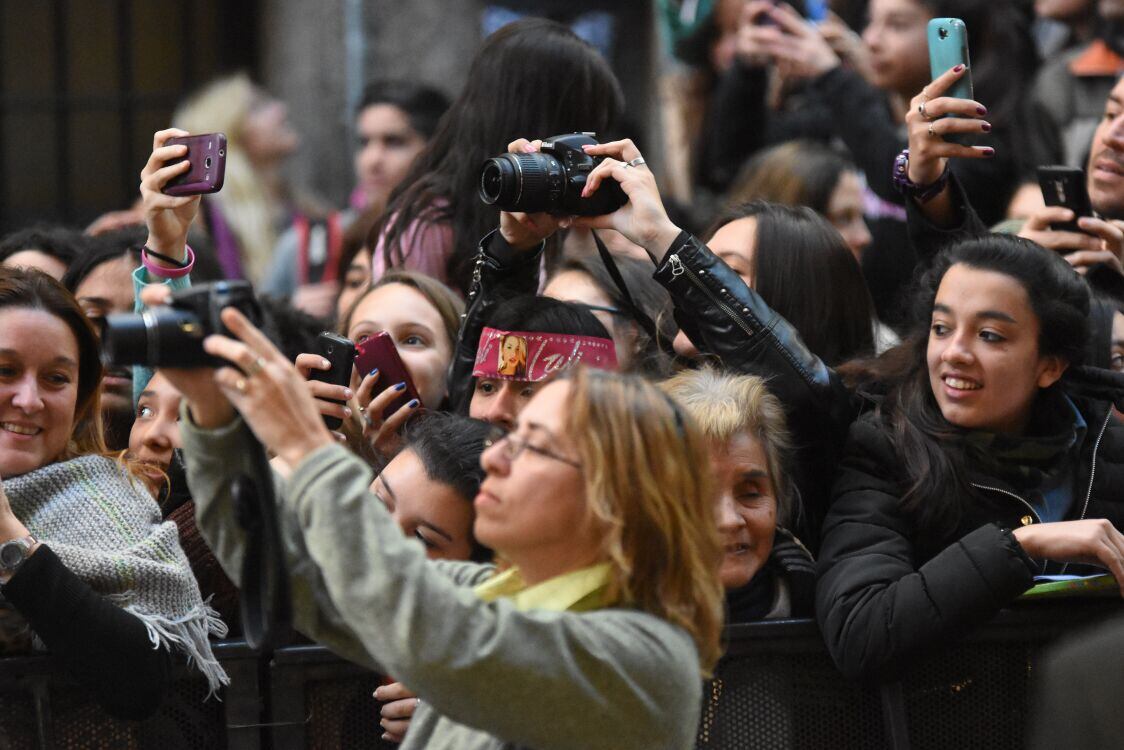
[591, 229, 691, 366]
[233, 436, 292, 653]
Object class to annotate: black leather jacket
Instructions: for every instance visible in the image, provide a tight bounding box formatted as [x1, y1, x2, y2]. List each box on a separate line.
[447, 229, 543, 414]
[652, 231, 859, 549]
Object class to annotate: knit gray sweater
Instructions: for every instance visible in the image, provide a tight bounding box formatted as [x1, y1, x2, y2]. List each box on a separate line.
[180, 413, 701, 749]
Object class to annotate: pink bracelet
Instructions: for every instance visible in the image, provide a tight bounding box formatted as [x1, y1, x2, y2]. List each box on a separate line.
[141, 245, 195, 279]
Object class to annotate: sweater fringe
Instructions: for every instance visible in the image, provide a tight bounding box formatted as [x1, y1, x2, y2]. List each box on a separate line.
[128, 601, 230, 697]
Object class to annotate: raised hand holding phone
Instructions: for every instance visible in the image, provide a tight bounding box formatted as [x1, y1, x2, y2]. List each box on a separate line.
[140, 129, 204, 263]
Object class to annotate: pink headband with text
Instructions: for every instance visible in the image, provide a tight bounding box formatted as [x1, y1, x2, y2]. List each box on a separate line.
[472, 327, 618, 382]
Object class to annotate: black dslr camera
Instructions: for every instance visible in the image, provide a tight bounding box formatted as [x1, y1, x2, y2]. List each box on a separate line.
[102, 280, 262, 368]
[478, 132, 628, 216]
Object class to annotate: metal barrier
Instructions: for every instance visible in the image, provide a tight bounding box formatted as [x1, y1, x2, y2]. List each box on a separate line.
[0, 600, 1117, 749]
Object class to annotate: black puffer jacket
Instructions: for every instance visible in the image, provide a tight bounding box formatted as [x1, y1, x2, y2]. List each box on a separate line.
[816, 394, 1124, 683]
[651, 232, 860, 548]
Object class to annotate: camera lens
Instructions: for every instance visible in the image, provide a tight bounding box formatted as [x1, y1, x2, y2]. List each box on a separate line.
[101, 312, 153, 367]
[479, 152, 561, 213]
[205, 156, 213, 169]
[938, 27, 948, 40]
[480, 158, 514, 205]
[102, 308, 207, 368]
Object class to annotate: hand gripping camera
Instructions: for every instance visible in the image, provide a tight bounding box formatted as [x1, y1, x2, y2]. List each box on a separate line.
[478, 133, 628, 216]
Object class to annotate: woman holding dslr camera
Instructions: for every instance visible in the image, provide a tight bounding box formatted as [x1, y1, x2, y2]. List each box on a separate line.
[143, 291, 724, 748]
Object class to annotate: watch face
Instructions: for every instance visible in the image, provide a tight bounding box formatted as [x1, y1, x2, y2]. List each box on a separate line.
[0, 543, 24, 569]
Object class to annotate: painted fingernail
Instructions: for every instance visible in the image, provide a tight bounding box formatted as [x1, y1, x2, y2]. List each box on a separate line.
[343, 388, 354, 399]
[343, 407, 352, 416]
[981, 123, 992, 132]
[408, 399, 420, 408]
[983, 147, 995, 157]
[369, 368, 379, 377]
[976, 105, 987, 115]
[953, 64, 965, 73]
[395, 382, 407, 391]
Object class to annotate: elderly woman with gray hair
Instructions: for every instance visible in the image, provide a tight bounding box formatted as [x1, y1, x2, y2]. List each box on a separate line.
[663, 367, 815, 622]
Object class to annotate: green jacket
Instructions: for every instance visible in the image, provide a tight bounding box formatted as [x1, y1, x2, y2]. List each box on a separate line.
[180, 413, 702, 749]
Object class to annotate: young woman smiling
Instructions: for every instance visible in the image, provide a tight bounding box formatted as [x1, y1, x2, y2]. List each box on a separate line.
[0, 267, 225, 718]
[817, 234, 1124, 681]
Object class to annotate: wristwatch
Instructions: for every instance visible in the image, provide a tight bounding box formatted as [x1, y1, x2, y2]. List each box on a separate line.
[892, 149, 951, 204]
[0, 535, 38, 583]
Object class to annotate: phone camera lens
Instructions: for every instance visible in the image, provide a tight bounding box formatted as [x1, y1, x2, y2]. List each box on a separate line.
[205, 157, 213, 169]
[218, 149, 225, 157]
[938, 27, 948, 40]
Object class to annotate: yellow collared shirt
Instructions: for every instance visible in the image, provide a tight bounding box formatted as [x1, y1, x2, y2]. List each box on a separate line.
[473, 562, 615, 613]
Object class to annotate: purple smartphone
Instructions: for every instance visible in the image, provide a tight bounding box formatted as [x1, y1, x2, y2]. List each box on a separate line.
[162, 133, 227, 196]
[354, 332, 422, 419]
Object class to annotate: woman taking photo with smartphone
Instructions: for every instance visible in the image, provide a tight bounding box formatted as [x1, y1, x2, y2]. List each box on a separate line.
[146, 288, 724, 747]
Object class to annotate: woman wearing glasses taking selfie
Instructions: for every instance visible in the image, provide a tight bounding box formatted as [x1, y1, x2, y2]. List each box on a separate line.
[148, 283, 724, 748]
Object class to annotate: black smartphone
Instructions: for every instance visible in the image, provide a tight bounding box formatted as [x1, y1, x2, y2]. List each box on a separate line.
[309, 331, 356, 430]
[1038, 165, 1093, 233]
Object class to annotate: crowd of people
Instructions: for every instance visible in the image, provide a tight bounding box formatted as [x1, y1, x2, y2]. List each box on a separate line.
[3, 0, 1124, 747]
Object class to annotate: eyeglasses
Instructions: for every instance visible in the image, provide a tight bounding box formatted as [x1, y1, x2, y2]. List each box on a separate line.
[483, 426, 582, 469]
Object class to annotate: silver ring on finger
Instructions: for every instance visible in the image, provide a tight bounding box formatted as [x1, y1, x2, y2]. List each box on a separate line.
[918, 100, 930, 120]
[244, 356, 266, 378]
[627, 156, 646, 168]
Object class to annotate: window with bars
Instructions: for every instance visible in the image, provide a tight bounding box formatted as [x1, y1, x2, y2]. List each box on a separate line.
[0, 0, 259, 233]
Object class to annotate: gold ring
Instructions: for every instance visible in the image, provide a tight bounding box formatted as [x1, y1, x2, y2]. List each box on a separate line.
[357, 405, 366, 414]
[244, 356, 266, 378]
[928, 122, 936, 138]
[234, 378, 248, 394]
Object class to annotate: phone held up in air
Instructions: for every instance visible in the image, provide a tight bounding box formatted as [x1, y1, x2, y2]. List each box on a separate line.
[309, 331, 357, 430]
[354, 332, 423, 420]
[1038, 165, 1094, 234]
[927, 18, 973, 107]
[162, 132, 227, 196]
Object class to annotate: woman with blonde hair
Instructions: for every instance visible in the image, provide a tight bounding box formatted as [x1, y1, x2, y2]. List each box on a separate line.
[151, 287, 725, 748]
[174, 72, 311, 284]
[663, 367, 815, 622]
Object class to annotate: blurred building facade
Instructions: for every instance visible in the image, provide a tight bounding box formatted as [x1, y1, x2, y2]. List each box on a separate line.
[0, 0, 656, 233]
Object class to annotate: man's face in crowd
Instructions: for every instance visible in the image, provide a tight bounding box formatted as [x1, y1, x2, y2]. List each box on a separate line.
[1088, 78, 1124, 219]
[354, 104, 427, 208]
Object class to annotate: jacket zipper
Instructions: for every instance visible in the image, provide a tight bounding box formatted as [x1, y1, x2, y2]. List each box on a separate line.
[1058, 408, 1111, 574]
[971, 407, 1112, 576]
[969, 483, 1046, 574]
[668, 254, 756, 338]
